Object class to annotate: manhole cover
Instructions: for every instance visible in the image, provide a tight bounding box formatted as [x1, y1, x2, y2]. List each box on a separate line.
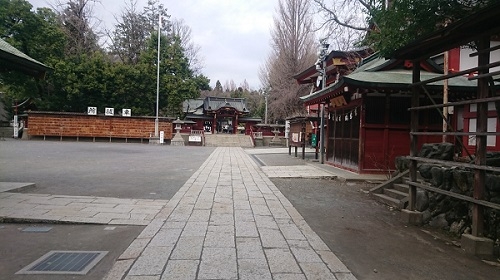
[16, 251, 108, 275]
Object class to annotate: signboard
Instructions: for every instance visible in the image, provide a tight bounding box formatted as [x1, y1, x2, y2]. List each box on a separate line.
[13, 115, 18, 138]
[87, 107, 97, 115]
[311, 133, 317, 147]
[189, 135, 202, 142]
[105, 107, 114, 116]
[330, 95, 347, 107]
[285, 120, 290, 139]
[292, 132, 299, 143]
[122, 109, 131, 117]
[159, 131, 164, 144]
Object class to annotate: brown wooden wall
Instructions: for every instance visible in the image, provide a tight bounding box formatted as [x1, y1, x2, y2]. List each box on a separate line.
[27, 112, 173, 140]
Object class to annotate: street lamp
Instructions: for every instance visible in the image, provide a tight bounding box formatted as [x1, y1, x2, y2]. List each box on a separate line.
[316, 39, 329, 164]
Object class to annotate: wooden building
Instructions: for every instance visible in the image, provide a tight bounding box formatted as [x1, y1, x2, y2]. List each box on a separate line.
[298, 54, 477, 174]
[391, 2, 500, 252]
[183, 97, 261, 134]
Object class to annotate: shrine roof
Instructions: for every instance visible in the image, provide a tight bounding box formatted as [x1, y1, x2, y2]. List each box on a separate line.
[0, 38, 51, 79]
[183, 96, 250, 115]
[300, 55, 477, 105]
[294, 48, 373, 85]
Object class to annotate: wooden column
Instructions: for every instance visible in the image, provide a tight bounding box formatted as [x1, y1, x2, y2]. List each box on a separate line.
[409, 61, 421, 211]
[301, 121, 306, 159]
[212, 114, 217, 133]
[234, 114, 239, 134]
[473, 37, 490, 237]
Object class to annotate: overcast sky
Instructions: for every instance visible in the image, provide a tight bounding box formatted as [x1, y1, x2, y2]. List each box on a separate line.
[28, 0, 278, 90]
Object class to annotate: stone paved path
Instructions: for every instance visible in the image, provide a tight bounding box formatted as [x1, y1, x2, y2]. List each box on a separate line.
[104, 147, 356, 280]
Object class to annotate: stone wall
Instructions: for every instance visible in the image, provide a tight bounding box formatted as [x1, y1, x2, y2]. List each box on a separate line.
[27, 112, 173, 140]
[396, 143, 500, 245]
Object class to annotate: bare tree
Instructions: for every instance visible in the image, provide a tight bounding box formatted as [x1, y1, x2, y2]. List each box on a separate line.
[57, 0, 101, 55]
[109, 0, 148, 63]
[312, 0, 375, 50]
[171, 18, 203, 74]
[108, 0, 170, 64]
[240, 80, 250, 92]
[224, 80, 237, 93]
[261, 0, 317, 122]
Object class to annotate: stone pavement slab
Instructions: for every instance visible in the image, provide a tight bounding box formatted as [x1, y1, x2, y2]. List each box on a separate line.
[0, 182, 35, 192]
[105, 147, 356, 280]
[0, 193, 168, 225]
[261, 165, 337, 178]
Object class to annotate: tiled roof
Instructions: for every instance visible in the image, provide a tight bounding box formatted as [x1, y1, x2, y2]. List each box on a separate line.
[183, 97, 250, 115]
[300, 55, 478, 104]
[0, 37, 51, 78]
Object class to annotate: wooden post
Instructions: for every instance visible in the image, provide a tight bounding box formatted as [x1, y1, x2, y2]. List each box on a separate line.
[301, 121, 306, 160]
[443, 50, 449, 143]
[234, 114, 239, 134]
[409, 61, 421, 211]
[473, 37, 489, 237]
[212, 114, 217, 134]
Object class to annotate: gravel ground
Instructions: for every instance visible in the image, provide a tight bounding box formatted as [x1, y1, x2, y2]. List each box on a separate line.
[272, 177, 500, 280]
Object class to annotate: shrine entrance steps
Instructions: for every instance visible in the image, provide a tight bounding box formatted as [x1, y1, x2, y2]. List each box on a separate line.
[204, 133, 254, 147]
[369, 170, 410, 209]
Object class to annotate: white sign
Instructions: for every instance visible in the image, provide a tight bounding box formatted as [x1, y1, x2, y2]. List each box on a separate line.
[105, 107, 114, 116]
[160, 131, 164, 144]
[285, 120, 290, 139]
[13, 115, 18, 138]
[122, 109, 131, 117]
[189, 135, 202, 142]
[87, 107, 97, 115]
[292, 133, 299, 143]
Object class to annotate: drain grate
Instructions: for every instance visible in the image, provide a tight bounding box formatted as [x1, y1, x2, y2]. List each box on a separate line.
[16, 251, 108, 275]
[22, 226, 53, 233]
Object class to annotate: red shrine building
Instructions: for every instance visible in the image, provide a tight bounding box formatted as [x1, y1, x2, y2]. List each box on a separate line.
[182, 97, 261, 134]
[296, 50, 482, 174]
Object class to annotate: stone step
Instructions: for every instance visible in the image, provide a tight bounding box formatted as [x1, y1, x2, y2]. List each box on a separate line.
[204, 134, 254, 147]
[393, 183, 409, 193]
[383, 188, 408, 200]
[372, 193, 401, 209]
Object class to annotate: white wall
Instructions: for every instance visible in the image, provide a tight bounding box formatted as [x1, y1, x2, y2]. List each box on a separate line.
[459, 41, 500, 72]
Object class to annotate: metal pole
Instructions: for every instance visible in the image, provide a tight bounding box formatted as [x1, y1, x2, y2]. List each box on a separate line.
[155, 8, 161, 138]
[264, 94, 268, 124]
[320, 61, 326, 164]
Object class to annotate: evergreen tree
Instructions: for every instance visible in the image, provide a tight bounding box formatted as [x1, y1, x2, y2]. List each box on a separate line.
[0, 0, 209, 117]
[214, 80, 223, 93]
